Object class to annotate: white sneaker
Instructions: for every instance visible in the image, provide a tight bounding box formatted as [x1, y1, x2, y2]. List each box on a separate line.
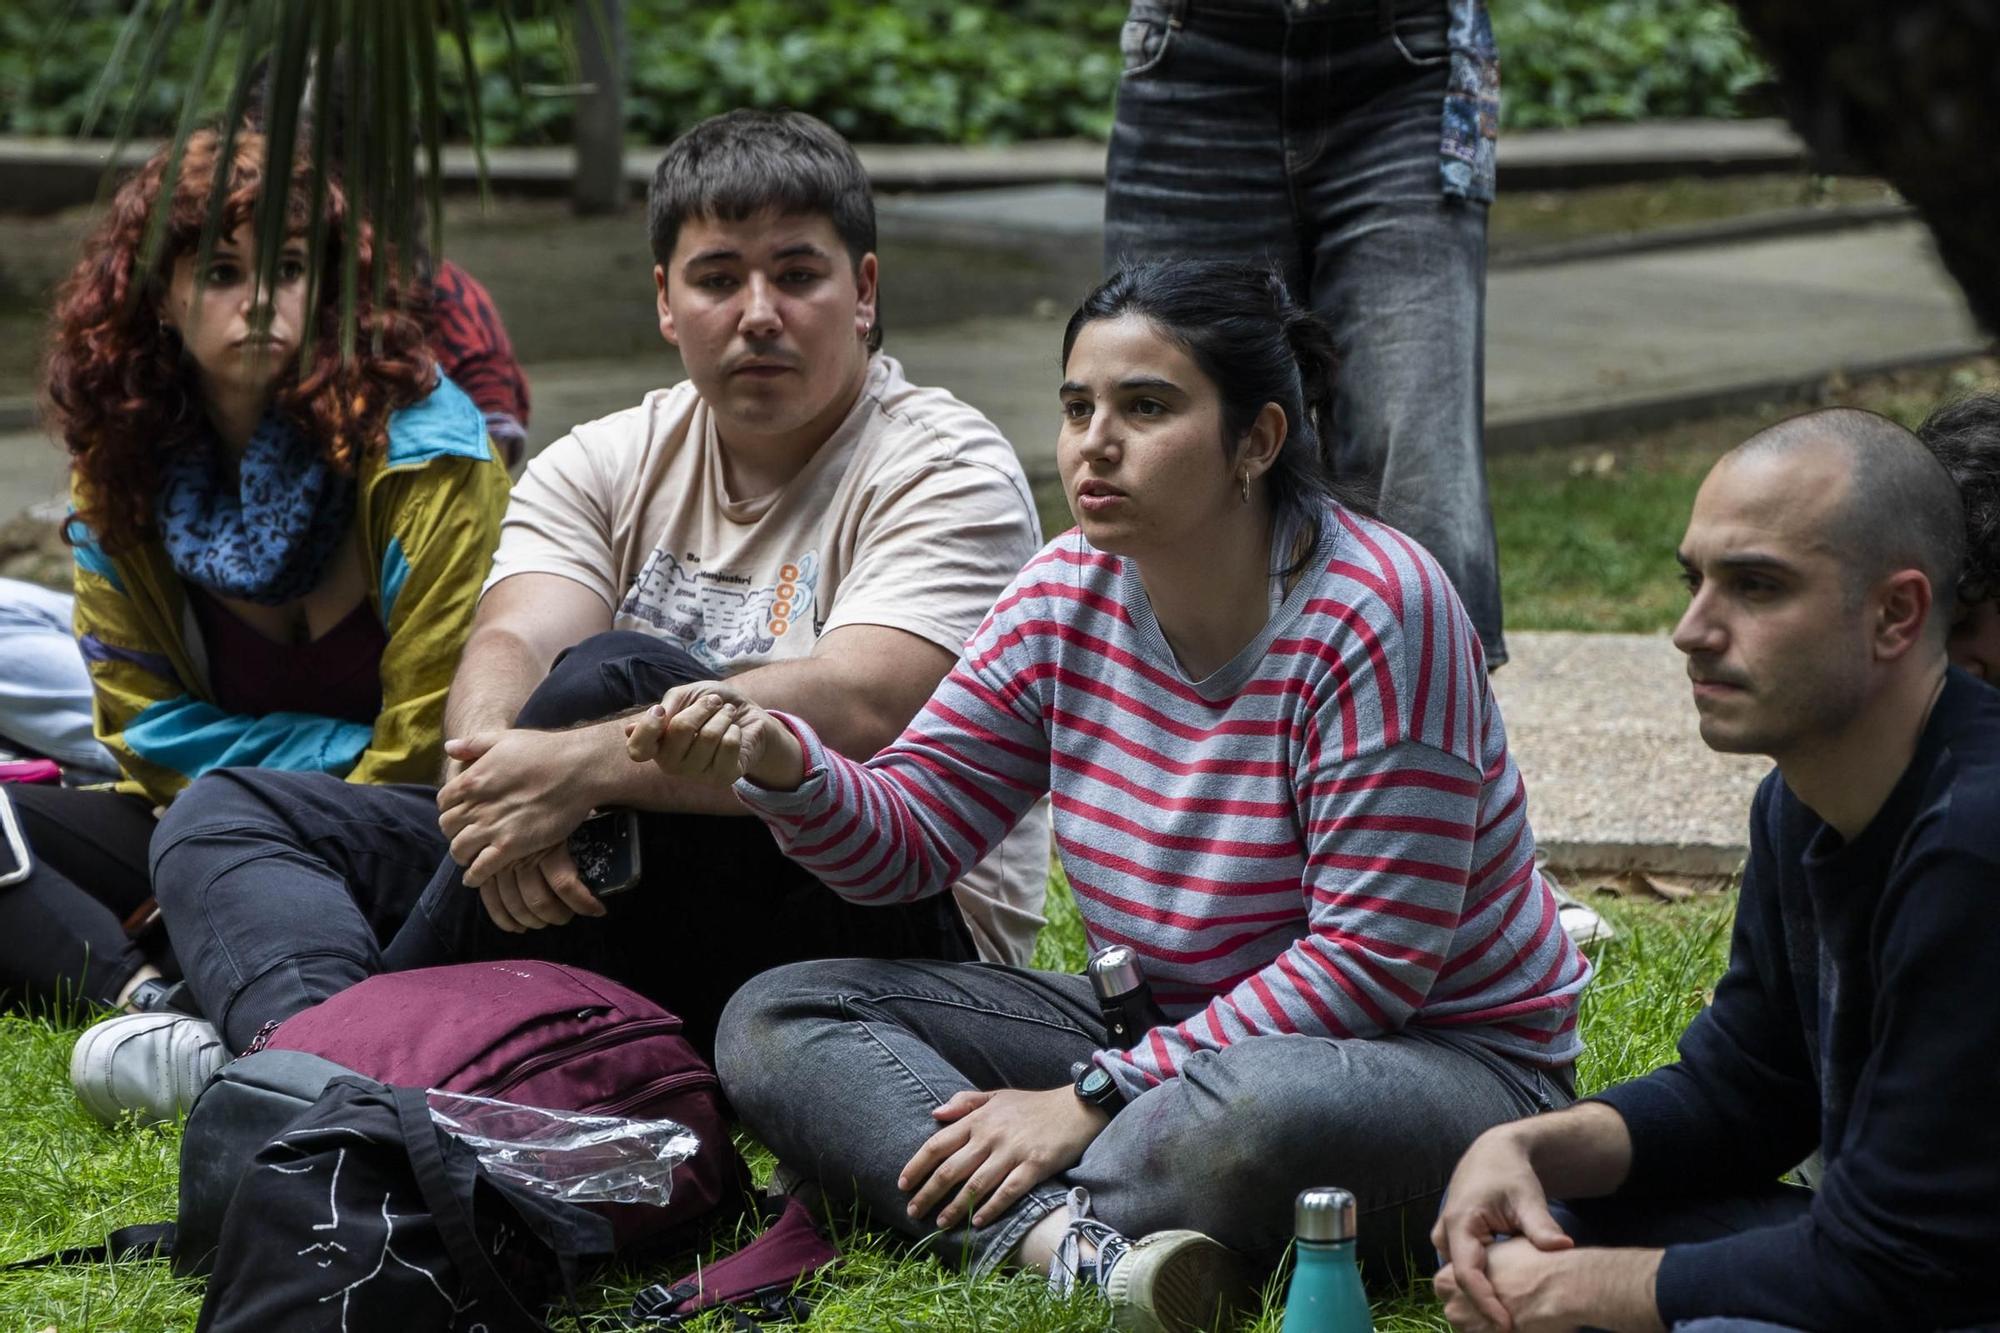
[1553, 890, 1616, 948]
[1049, 1187, 1254, 1332]
[70, 1012, 227, 1126]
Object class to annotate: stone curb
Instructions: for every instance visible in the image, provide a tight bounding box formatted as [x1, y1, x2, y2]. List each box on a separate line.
[1489, 200, 1914, 270]
[0, 119, 1810, 213]
[1484, 344, 1993, 455]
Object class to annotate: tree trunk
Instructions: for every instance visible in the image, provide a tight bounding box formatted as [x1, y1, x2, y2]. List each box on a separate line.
[1729, 0, 2000, 335]
[573, 0, 627, 216]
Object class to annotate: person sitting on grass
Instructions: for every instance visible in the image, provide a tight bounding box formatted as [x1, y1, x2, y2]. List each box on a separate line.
[117, 109, 1048, 1120]
[0, 127, 507, 1091]
[627, 259, 1590, 1333]
[1921, 392, 2000, 684]
[1433, 408, 2000, 1333]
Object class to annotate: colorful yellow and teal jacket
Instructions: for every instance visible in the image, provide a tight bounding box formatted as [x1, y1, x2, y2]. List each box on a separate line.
[68, 376, 510, 807]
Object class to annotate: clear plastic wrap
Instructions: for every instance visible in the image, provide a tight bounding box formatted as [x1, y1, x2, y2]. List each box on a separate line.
[426, 1089, 701, 1206]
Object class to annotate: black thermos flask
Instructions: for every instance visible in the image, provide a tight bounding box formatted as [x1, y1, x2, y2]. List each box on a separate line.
[1088, 943, 1168, 1048]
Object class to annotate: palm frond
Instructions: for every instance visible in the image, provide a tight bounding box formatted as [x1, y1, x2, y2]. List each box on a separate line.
[63, 0, 561, 359]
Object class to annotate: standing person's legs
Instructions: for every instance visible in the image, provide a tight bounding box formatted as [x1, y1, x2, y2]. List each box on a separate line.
[719, 958, 1566, 1275]
[0, 577, 117, 773]
[0, 785, 160, 1009]
[1293, 0, 1505, 662]
[151, 771, 450, 1050]
[385, 631, 974, 1053]
[1102, 1, 1303, 296]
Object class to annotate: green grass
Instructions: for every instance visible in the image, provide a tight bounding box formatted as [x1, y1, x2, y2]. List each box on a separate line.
[0, 868, 1733, 1332]
[1489, 358, 2000, 633]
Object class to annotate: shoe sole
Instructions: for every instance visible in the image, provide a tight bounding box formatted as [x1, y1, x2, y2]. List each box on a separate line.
[1105, 1231, 1255, 1333]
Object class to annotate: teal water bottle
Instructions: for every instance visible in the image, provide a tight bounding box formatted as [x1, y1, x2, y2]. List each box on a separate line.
[1280, 1187, 1372, 1333]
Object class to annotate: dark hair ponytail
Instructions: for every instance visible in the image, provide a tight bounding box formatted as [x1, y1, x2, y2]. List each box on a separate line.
[1062, 260, 1365, 556]
[1268, 269, 1340, 465]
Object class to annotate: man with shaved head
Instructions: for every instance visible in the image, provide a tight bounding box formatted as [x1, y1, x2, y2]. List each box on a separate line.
[1434, 407, 2000, 1332]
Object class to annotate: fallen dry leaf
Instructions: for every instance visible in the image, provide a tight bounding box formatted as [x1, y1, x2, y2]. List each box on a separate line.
[1566, 868, 1732, 903]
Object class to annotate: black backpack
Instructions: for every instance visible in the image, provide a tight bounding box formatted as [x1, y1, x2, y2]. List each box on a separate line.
[198, 1074, 614, 1333]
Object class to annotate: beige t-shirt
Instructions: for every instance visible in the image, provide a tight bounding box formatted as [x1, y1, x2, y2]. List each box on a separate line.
[487, 354, 1050, 964]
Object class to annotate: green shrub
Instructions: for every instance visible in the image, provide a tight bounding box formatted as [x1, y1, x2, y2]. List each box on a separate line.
[1493, 0, 1770, 130]
[5, 0, 1771, 147]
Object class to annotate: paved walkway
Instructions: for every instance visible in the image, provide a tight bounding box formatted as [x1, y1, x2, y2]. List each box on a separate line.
[1490, 632, 1767, 874]
[1, 119, 1811, 210]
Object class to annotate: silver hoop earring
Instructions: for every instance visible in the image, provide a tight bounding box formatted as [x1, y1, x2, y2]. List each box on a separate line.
[1238, 469, 1251, 505]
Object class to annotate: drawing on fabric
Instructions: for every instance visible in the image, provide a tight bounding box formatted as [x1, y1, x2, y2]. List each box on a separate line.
[617, 547, 822, 671]
[262, 1132, 481, 1332]
[317, 1194, 479, 1332]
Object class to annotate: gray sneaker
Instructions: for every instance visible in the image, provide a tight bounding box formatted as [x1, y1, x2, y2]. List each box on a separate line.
[1049, 1187, 1254, 1332]
[70, 1011, 227, 1126]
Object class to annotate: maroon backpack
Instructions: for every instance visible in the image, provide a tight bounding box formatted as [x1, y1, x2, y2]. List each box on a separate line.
[254, 960, 746, 1248]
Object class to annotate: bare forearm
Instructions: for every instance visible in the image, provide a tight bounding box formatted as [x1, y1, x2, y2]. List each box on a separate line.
[1551, 1248, 1665, 1332]
[444, 624, 554, 747]
[720, 653, 925, 759]
[1513, 1099, 1636, 1200]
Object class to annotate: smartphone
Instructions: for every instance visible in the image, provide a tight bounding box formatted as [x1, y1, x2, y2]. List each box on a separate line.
[567, 807, 642, 897]
[0, 789, 30, 889]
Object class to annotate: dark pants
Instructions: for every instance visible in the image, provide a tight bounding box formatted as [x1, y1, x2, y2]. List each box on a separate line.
[1103, 0, 1505, 664]
[1552, 1189, 1830, 1333]
[0, 784, 164, 1009]
[154, 632, 973, 1053]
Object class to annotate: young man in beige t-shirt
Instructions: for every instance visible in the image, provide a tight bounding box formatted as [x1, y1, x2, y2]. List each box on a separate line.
[140, 110, 1047, 1077]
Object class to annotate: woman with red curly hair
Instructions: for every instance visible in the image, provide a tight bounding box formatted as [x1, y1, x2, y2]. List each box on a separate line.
[0, 127, 509, 1035]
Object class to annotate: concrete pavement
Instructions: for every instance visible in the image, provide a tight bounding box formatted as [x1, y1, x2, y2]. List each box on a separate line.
[0, 119, 1814, 212]
[1489, 632, 1767, 875]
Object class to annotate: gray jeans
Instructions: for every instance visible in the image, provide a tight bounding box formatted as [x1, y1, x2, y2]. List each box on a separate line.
[717, 958, 1569, 1276]
[1104, 0, 1505, 664]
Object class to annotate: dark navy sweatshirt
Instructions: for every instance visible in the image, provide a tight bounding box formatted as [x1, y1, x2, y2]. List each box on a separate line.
[1594, 668, 2000, 1331]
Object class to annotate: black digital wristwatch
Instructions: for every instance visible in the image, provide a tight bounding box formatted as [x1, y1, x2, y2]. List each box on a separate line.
[1072, 1061, 1127, 1116]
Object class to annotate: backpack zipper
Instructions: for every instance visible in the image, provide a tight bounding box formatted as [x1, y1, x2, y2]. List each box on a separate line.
[473, 1017, 684, 1100]
[594, 1067, 721, 1118]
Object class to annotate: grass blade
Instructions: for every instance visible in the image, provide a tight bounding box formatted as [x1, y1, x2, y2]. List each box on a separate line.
[444, 0, 490, 205]
[299, 0, 342, 375]
[185, 0, 270, 334]
[100, 0, 188, 197]
[134, 0, 236, 293]
[339, 0, 365, 362]
[409, 0, 446, 270]
[249, 0, 313, 357]
[77, 0, 156, 141]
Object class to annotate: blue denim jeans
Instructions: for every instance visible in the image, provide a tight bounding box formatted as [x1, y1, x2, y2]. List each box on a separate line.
[1103, 0, 1506, 664]
[0, 577, 116, 772]
[717, 957, 1568, 1277]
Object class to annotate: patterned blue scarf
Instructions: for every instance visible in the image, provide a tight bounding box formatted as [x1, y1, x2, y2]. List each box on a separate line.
[155, 411, 357, 606]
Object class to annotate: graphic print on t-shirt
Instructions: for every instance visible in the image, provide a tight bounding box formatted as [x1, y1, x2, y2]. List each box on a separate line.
[617, 545, 823, 672]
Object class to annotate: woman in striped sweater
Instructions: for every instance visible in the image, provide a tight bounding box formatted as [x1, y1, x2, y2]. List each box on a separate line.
[628, 260, 1588, 1331]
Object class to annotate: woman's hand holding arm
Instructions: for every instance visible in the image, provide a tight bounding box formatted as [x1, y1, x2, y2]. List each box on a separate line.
[624, 680, 807, 791]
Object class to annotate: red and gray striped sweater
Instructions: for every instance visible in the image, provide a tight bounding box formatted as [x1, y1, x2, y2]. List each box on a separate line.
[738, 506, 1590, 1094]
